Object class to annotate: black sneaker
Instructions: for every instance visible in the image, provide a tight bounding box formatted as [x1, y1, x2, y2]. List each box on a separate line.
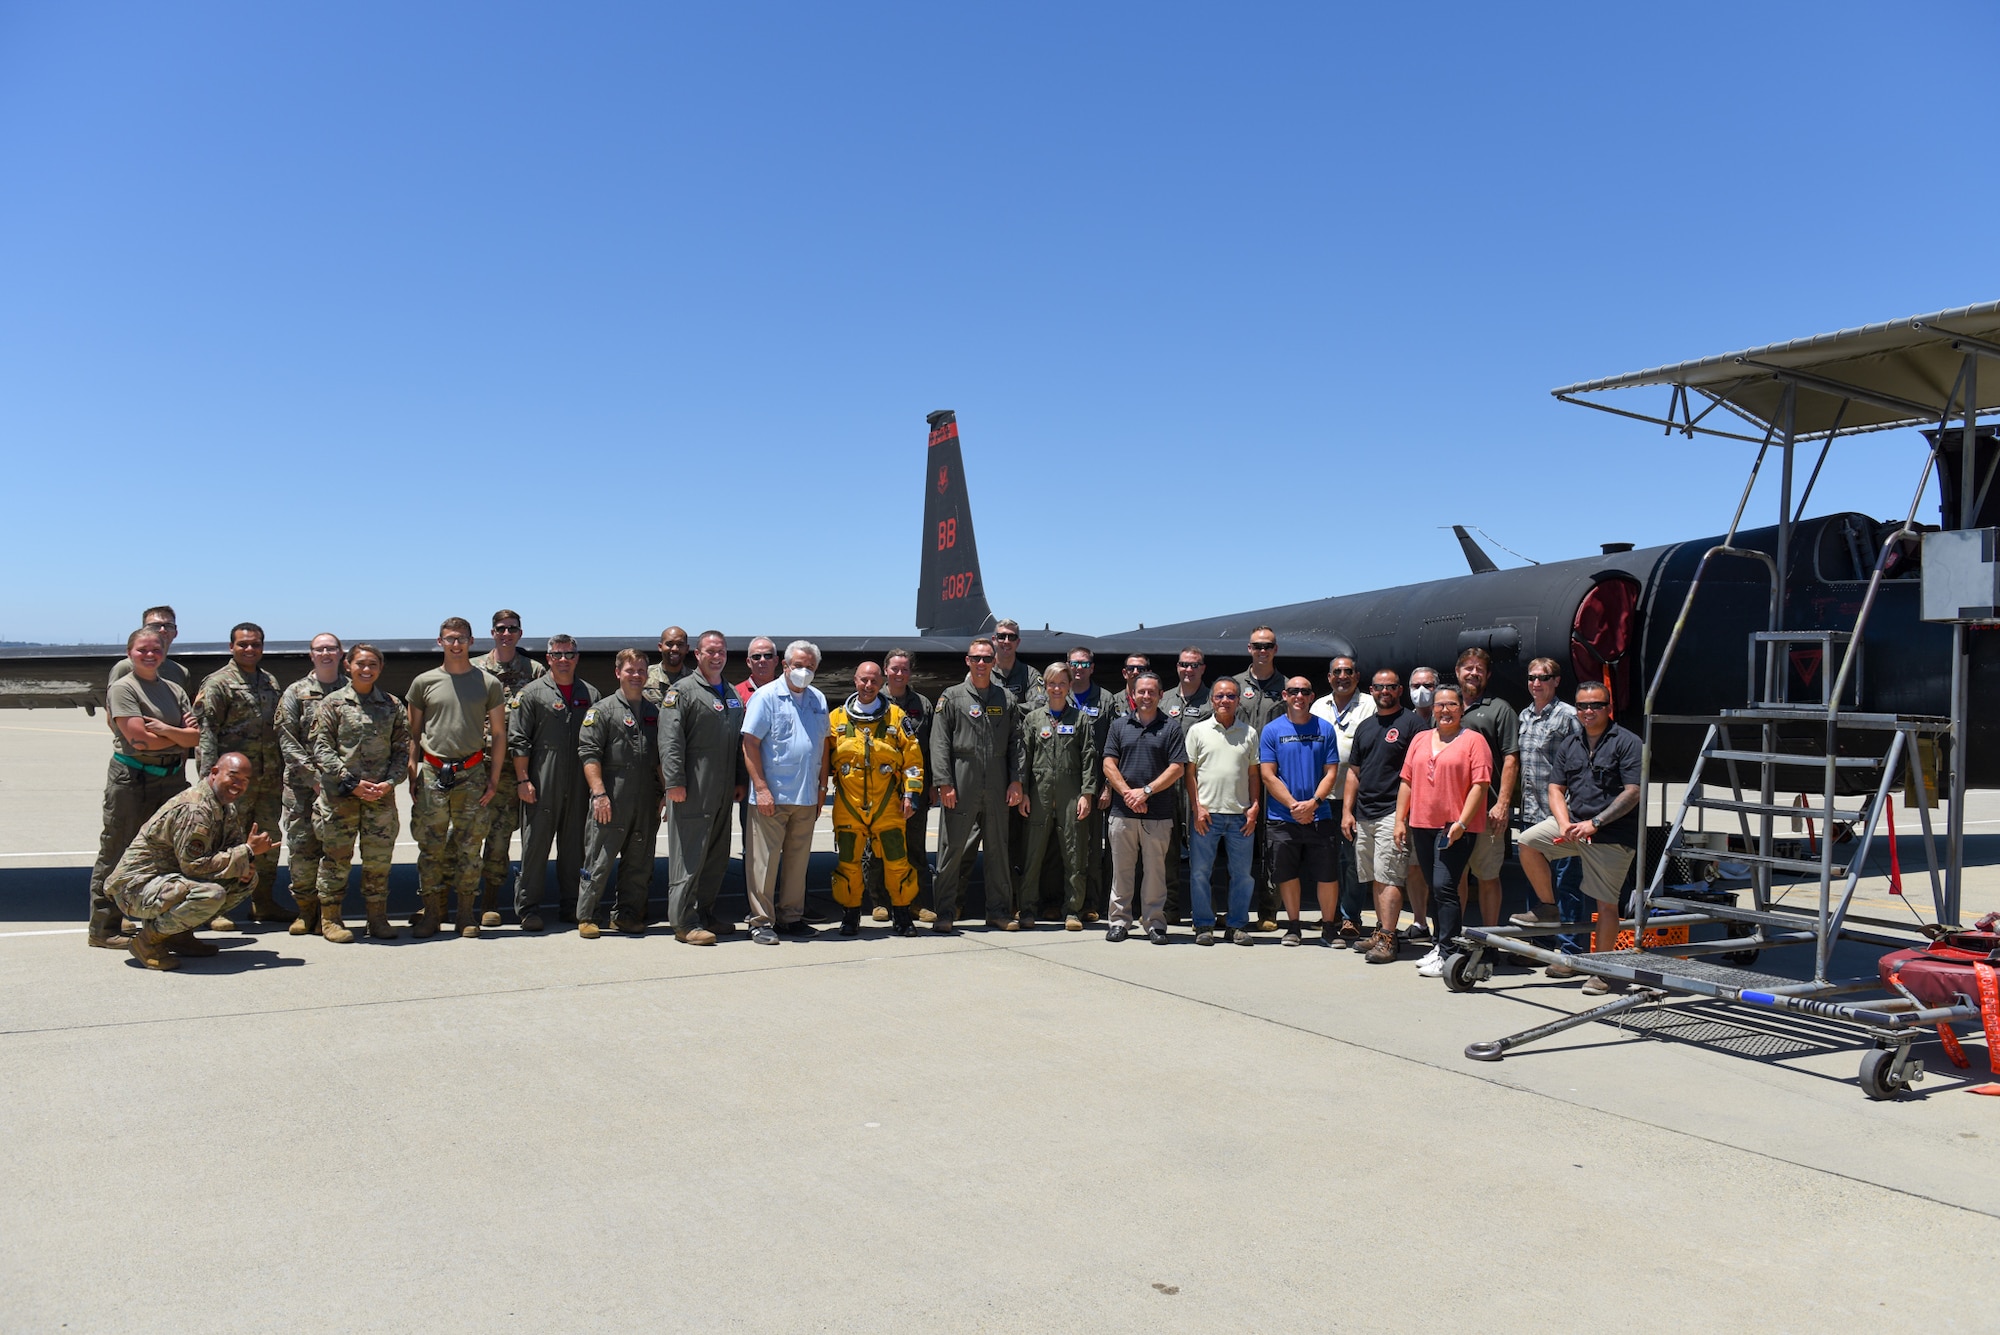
[1148, 925, 1169, 945]
[1195, 929, 1215, 947]
[1106, 923, 1130, 943]
[1282, 927, 1303, 947]
[1320, 922, 1339, 947]
[891, 907, 916, 937]
[776, 919, 817, 939]
[839, 907, 861, 936]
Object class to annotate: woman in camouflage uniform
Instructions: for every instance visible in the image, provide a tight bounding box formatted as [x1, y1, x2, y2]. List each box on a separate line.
[310, 644, 410, 943]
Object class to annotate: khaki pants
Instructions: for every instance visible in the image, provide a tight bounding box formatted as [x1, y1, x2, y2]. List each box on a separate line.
[747, 803, 818, 928]
[1108, 813, 1171, 931]
[1517, 817, 1635, 906]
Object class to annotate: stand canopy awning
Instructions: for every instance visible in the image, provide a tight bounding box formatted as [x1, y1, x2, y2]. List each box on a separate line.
[1554, 299, 2000, 441]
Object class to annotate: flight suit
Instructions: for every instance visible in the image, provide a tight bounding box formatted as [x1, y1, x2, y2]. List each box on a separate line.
[875, 687, 935, 911]
[578, 691, 663, 929]
[107, 781, 255, 964]
[1068, 682, 1118, 918]
[826, 697, 925, 911]
[930, 677, 1024, 926]
[659, 672, 747, 935]
[993, 659, 1044, 886]
[509, 674, 599, 925]
[1234, 668, 1290, 924]
[1016, 700, 1099, 920]
[193, 662, 284, 920]
[471, 650, 546, 923]
[277, 670, 346, 933]
[1160, 682, 1214, 923]
[310, 684, 409, 939]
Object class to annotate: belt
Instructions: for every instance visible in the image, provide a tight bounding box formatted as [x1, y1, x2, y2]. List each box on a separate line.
[423, 749, 485, 773]
[112, 752, 182, 779]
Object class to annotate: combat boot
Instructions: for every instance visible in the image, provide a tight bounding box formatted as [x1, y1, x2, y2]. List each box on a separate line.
[127, 926, 180, 971]
[891, 907, 916, 936]
[364, 900, 398, 940]
[163, 930, 220, 957]
[840, 907, 861, 936]
[206, 914, 238, 932]
[289, 893, 320, 937]
[479, 879, 503, 929]
[321, 904, 356, 944]
[456, 892, 480, 938]
[412, 894, 446, 939]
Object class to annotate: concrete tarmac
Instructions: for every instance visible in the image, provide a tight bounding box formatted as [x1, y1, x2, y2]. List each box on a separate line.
[5, 710, 2000, 1332]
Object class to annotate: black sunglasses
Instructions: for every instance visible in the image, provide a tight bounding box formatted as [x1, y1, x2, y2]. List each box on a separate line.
[1282, 686, 1312, 696]
[967, 654, 995, 663]
[1576, 700, 1611, 711]
[748, 652, 776, 660]
[548, 651, 579, 660]
[1249, 642, 1276, 651]
[1527, 673, 1557, 682]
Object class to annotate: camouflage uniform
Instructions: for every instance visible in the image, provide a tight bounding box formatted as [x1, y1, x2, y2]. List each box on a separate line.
[311, 684, 409, 934]
[194, 662, 284, 918]
[578, 691, 663, 929]
[107, 780, 255, 938]
[1016, 699, 1099, 920]
[277, 670, 347, 928]
[470, 650, 546, 922]
[86, 673, 193, 943]
[642, 659, 686, 706]
[407, 666, 505, 934]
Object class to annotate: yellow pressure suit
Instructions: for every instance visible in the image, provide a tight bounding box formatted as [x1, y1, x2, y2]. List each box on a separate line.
[827, 698, 926, 908]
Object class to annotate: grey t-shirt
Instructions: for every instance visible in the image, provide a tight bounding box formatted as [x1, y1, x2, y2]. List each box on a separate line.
[106, 673, 193, 767]
[408, 666, 505, 759]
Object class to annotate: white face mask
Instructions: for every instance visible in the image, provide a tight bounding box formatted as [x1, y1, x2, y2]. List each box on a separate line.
[1410, 685, 1435, 708]
[787, 666, 815, 689]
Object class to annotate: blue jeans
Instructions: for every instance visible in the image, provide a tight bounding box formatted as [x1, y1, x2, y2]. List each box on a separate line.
[1552, 854, 1589, 955]
[1187, 812, 1256, 929]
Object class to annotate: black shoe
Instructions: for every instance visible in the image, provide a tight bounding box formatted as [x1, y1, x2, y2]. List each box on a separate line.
[1016, 911, 1036, 931]
[776, 919, 817, 939]
[891, 907, 916, 936]
[840, 907, 861, 937]
[1147, 925, 1169, 945]
[1320, 922, 1339, 947]
[932, 918, 957, 936]
[1106, 923, 1130, 943]
[1196, 929, 1215, 946]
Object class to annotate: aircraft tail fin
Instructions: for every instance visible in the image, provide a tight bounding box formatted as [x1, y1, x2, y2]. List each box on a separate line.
[1452, 525, 1501, 575]
[916, 410, 995, 636]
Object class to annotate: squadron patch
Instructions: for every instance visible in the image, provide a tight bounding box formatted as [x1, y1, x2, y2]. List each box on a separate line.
[582, 709, 598, 726]
[1039, 727, 1053, 739]
[506, 697, 521, 710]
[967, 705, 982, 719]
[900, 717, 917, 737]
[663, 690, 678, 706]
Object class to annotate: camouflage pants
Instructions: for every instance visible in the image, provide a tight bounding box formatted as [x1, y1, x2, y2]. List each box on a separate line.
[283, 784, 323, 907]
[413, 767, 495, 901]
[115, 873, 251, 937]
[240, 778, 283, 907]
[476, 767, 523, 908]
[314, 792, 402, 915]
[86, 760, 187, 937]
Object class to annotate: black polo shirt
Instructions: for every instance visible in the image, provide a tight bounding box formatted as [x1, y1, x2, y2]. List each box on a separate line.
[1103, 711, 1188, 821]
[1347, 707, 1421, 820]
[1549, 722, 1642, 847]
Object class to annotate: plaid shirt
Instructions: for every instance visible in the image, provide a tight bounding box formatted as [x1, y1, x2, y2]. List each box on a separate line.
[1517, 699, 1579, 825]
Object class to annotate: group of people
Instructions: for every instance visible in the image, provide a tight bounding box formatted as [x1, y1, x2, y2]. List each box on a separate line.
[87, 608, 1642, 989]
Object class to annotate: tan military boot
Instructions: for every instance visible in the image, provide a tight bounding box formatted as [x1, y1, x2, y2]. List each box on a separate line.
[289, 894, 320, 937]
[456, 892, 480, 938]
[479, 880, 503, 929]
[364, 900, 398, 940]
[321, 904, 356, 944]
[412, 894, 446, 939]
[163, 930, 220, 957]
[206, 914, 238, 932]
[127, 926, 180, 971]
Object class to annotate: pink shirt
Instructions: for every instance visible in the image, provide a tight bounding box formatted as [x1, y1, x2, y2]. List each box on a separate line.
[1400, 728, 1494, 831]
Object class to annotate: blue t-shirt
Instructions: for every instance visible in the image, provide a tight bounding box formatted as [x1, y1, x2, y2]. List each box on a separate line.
[742, 679, 831, 806]
[1259, 715, 1341, 824]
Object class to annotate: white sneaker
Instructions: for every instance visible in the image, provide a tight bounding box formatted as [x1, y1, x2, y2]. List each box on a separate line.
[1416, 952, 1446, 979]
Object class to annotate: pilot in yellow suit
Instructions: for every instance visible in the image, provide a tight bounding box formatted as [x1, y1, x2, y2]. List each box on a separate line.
[822, 663, 927, 937]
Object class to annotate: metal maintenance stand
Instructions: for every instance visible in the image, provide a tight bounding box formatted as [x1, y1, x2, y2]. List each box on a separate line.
[1450, 307, 2000, 1098]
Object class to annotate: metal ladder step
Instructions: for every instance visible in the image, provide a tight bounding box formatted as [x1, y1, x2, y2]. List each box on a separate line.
[1718, 708, 1949, 731]
[1701, 849, 1848, 878]
[1687, 795, 1869, 822]
[1706, 749, 1882, 769]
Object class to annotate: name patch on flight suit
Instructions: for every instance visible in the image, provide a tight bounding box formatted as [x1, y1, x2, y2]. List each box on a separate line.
[985, 706, 1004, 716]
[1057, 725, 1075, 734]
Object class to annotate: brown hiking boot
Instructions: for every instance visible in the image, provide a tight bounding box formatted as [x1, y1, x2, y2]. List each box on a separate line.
[675, 927, 718, 946]
[128, 927, 180, 971]
[289, 895, 320, 937]
[164, 930, 220, 957]
[89, 932, 133, 949]
[479, 882, 502, 928]
[917, 908, 937, 923]
[1065, 915, 1083, 931]
[578, 921, 601, 939]
[411, 895, 445, 939]
[364, 902, 398, 940]
[1363, 931, 1399, 965]
[455, 893, 480, 939]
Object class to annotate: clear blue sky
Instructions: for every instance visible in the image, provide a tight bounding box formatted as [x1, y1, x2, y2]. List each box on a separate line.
[3, 2, 1993, 646]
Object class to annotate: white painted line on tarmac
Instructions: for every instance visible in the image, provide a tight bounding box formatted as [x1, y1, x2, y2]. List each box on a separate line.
[0, 851, 96, 858]
[0, 928, 87, 938]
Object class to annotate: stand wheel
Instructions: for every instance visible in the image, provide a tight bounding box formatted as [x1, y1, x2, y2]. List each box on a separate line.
[1859, 1048, 1907, 1101]
[1442, 951, 1479, 994]
[1719, 922, 1760, 968]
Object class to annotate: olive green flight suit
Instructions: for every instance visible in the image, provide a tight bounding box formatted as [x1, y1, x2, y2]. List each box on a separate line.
[509, 673, 598, 923]
[1016, 701, 1099, 919]
[930, 677, 1024, 924]
[658, 672, 747, 934]
[578, 692, 663, 926]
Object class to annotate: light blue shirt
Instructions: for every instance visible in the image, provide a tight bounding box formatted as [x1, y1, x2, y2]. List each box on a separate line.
[742, 677, 830, 807]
